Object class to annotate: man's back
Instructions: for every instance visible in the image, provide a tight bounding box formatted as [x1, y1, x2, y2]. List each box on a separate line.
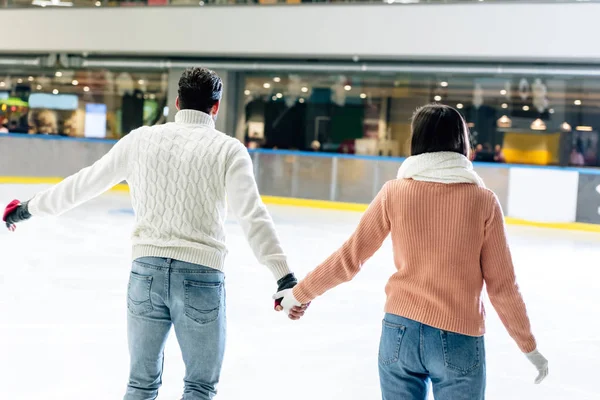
[127, 111, 241, 268]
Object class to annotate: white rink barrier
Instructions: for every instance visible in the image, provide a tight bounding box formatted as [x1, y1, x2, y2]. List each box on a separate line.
[1, 135, 600, 230]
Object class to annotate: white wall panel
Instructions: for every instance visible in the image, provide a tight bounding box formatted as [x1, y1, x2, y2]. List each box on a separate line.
[507, 167, 579, 223]
[3, 3, 600, 62]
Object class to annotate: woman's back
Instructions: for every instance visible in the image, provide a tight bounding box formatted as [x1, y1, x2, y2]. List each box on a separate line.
[287, 104, 546, 396]
[385, 178, 496, 338]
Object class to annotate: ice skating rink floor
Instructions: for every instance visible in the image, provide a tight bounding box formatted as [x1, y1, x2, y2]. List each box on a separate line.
[1, 187, 598, 400]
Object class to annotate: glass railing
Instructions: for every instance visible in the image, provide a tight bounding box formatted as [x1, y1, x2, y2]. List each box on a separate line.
[2, 0, 598, 9]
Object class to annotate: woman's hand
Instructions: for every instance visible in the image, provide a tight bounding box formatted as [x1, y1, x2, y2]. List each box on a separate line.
[525, 349, 549, 384]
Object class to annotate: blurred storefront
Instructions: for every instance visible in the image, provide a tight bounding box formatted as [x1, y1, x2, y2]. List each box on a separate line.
[0, 66, 168, 139]
[239, 70, 600, 168]
[2, 58, 600, 169]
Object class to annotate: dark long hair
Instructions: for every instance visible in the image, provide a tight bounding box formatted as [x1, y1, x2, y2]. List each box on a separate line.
[410, 104, 470, 157]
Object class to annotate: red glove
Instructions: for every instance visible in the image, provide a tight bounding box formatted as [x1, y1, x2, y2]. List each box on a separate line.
[3, 199, 30, 231]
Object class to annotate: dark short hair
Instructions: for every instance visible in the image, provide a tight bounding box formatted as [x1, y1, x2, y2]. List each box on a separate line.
[178, 67, 223, 114]
[410, 104, 470, 157]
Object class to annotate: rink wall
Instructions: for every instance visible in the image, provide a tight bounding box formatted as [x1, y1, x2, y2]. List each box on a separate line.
[2, 134, 600, 232]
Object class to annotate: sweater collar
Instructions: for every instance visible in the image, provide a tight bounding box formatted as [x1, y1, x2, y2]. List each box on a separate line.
[175, 110, 215, 128]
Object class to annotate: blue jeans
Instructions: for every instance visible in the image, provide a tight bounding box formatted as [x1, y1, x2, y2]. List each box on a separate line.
[124, 257, 226, 400]
[379, 314, 486, 400]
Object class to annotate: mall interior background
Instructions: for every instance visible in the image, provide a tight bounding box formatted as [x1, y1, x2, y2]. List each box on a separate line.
[2, 2, 600, 166]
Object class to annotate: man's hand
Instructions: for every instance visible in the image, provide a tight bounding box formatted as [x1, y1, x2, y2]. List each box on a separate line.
[3, 200, 31, 231]
[274, 273, 297, 311]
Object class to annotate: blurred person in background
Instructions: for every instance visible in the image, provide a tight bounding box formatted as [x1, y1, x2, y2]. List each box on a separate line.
[28, 109, 58, 135]
[8, 119, 27, 133]
[275, 104, 548, 400]
[493, 144, 505, 163]
[3, 67, 300, 400]
[570, 138, 585, 166]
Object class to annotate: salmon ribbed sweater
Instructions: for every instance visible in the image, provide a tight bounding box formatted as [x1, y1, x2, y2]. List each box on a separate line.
[293, 179, 536, 353]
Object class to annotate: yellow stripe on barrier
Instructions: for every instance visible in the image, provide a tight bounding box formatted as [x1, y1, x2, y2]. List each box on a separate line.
[0, 177, 130, 192]
[3, 177, 600, 233]
[261, 195, 369, 212]
[504, 217, 600, 233]
[0, 176, 64, 184]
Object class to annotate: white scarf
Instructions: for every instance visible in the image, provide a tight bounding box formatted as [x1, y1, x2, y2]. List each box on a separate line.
[397, 152, 485, 187]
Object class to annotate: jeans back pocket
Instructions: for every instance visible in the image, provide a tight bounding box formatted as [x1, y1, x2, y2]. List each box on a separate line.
[184, 280, 223, 325]
[379, 320, 406, 366]
[127, 272, 153, 316]
[440, 330, 483, 374]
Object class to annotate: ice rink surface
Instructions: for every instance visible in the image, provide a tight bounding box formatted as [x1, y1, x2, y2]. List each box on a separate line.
[1, 187, 599, 400]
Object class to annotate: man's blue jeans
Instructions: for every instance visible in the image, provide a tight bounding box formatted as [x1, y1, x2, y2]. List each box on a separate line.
[379, 313, 486, 400]
[124, 257, 226, 400]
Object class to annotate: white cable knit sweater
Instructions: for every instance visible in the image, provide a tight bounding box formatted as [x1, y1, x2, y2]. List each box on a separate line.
[27, 110, 291, 280]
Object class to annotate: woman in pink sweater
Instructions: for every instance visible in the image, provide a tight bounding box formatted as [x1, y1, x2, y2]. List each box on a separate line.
[275, 104, 548, 399]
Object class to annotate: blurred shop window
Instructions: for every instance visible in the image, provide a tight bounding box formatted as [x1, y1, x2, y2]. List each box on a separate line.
[0, 69, 168, 139]
[239, 72, 600, 168]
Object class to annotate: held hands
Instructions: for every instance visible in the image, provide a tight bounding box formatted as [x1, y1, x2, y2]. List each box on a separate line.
[272, 288, 309, 320]
[525, 349, 549, 384]
[3, 200, 31, 231]
[272, 273, 309, 320]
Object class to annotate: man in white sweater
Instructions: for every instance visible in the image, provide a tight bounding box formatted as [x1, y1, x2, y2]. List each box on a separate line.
[3, 68, 302, 399]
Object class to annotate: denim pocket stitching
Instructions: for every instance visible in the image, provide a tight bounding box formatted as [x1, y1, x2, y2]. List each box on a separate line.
[440, 331, 481, 374]
[379, 320, 406, 366]
[127, 272, 153, 316]
[184, 280, 223, 325]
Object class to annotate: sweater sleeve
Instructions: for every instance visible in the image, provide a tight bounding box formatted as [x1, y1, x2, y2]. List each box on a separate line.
[225, 145, 291, 281]
[27, 132, 135, 217]
[293, 183, 391, 304]
[481, 193, 537, 353]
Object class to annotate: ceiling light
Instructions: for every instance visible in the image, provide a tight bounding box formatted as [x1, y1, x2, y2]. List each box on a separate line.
[434, 95, 442, 102]
[72, 80, 79, 86]
[456, 103, 464, 109]
[28, 76, 34, 82]
[549, 108, 555, 114]
[561, 122, 572, 132]
[523, 105, 530, 111]
[501, 103, 508, 109]
[263, 83, 271, 89]
[244, 90, 250, 96]
[299, 98, 305, 103]
[500, 89, 507, 95]
[360, 93, 367, 99]
[0, 82, 5, 87]
[52, 89, 59, 95]
[271, 95, 277, 101]
[138, 79, 145, 85]
[83, 86, 90, 92]
[301, 86, 308, 93]
[17, 79, 22, 83]
[344, 85, 352, 91]
[149, 94, 156, 100]
[576, 125, 593, 132]
[497, 115, 512, 128]
[276, 93, 283, 98]
[530, 118, 547, 131]
[36, 85, 42, 90]
[440, 81, 448, 87]
[95, 0, 101, 5]
[273, 77, 281, 82]
[574, 99, 582, 105]
[55, 71, 63, 77]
